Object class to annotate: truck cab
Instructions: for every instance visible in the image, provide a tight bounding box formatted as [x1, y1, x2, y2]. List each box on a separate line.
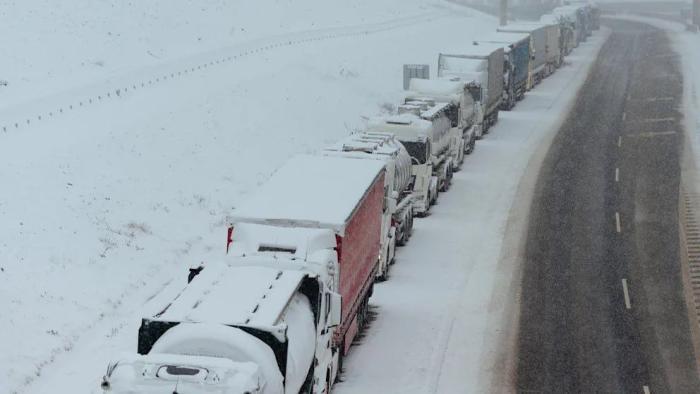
[406, 77, 482, 154]
[101, 224, 343, 394]
[367, 113, 448, 215]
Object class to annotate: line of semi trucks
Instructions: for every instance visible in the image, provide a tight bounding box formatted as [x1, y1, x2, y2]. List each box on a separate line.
[101, 3, 601, 394]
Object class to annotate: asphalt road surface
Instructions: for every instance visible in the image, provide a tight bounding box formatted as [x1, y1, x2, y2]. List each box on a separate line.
[516, 20, 700, 393]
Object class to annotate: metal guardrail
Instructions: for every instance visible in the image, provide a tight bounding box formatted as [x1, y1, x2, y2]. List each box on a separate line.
[678, 182, 700, 371]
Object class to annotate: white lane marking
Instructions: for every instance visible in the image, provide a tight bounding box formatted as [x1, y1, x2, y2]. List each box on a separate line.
[622, 278, 631, 309]
[618, 136, 622, 147]
[643, 385, 651, 394]
[616, 212, 621, 233]
[626, 131, 677, 138]
[622, 112, 627, 121]
[629, 97, 674, 102]
[647, 97, 674, 102]
[640, 117, 675, 123]
[615, 168, 619, 182]
[627, 93, 631, 101]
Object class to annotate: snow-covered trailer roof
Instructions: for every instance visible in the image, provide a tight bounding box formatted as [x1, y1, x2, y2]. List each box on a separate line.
[418, 101, 452, 120]
[367, 114, 433, 143]
[321, 132, 413, 196]
[324, 132, 403, 157]
[498, 22, 551, 33]
[152, 264, 308, 330]
[232, 154, 385, 235]
[465, 40, 514, 55]
[549, 6, 580, 20]
[440, 41, 501, 59]
[476, 31, 531, 48]
[406, 78, 467, 105]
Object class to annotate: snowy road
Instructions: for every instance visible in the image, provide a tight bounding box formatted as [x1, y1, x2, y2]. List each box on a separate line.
[516, 19, 700, 393]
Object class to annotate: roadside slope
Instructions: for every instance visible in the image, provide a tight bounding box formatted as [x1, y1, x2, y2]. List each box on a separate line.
[0, 3, 496, 393]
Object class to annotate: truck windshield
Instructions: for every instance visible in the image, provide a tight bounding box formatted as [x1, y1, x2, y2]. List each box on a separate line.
[401, 141, 428, 164]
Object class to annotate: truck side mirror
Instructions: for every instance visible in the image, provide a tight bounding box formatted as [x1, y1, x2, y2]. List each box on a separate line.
[329, 292, 342, 327]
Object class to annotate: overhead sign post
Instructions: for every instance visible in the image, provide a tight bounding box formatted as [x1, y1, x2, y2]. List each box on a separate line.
[500, 0, 508, 26]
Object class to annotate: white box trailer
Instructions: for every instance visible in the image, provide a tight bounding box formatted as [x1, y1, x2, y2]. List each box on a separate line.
[541, 13, 575, 58]
[229, 154, 386, 360]
[499, 22, 561, 76]
[322, 132, 415, 280]
[406, 77, 483, 152]
[437, 45, 504, 132]
[498, 23, 556, 83]
[549, 6, 585, 47]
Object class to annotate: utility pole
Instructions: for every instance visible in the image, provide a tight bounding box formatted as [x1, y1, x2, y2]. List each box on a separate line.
[500, 0, 508, 26]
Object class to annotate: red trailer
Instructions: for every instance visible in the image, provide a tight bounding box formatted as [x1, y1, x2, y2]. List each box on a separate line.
[231, 154, 385, 356]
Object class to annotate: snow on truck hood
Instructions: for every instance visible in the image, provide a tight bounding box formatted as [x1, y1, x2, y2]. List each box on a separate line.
[102, 352, 265, 394]
[231, 154, 385, 236]
[476, 32, 531, 48]
[152, 264, 306, 331]
[367, 114, 433, 143]
[406, 78, 466, 104]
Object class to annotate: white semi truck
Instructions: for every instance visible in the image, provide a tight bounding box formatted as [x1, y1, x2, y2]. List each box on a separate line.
[367, 107, 453, 216]
[405, 77, 482, 154]
[101, 231, 342, 394]
[402, 98, 465, 169]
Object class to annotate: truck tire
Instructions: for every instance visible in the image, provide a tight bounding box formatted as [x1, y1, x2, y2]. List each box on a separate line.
[377, 268, 387, 282]
[440, 165, 452, 192]
[335, 349, 344, 384]
[404, 210, 413, 245]
[396, 219, 407, 247]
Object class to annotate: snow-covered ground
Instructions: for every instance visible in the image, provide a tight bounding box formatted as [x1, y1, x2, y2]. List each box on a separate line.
[0, 1, 499, 393]
[0, 0, 611, 392]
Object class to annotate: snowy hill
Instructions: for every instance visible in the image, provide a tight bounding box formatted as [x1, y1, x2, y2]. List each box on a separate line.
[0, 1, 500, 393]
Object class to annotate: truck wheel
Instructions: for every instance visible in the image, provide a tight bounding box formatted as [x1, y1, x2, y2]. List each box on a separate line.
[397, 219, 407, 246]
[335, 350, 344, 384]
[396, 226, 405, 247]
[407, 211, 414, 240]
[357, 298, 368, 329]
[440, 166, 452, 192]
